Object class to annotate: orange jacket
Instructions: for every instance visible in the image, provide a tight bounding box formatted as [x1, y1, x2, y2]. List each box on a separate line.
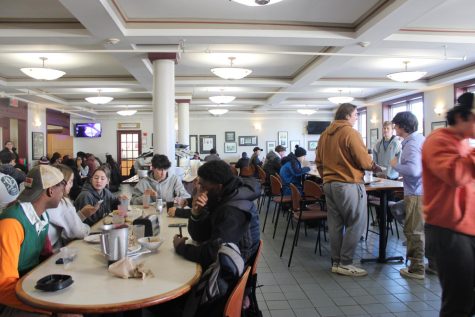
[422, 128, 475, 236]
[316, 120, 373, 183]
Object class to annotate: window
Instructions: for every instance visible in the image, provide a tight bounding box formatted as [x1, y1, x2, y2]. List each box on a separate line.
[384, 93, 424, 135]
[355, 109, 367, 146]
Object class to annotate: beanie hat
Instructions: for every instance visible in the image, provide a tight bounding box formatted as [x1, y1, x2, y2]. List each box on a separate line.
[294, 145, 307, 158]
[198, 160, 234, 185]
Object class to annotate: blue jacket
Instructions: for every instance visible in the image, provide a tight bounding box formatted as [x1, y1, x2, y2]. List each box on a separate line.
[279, 153, 310, 195]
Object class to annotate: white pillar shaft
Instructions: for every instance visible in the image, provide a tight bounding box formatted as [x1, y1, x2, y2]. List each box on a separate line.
[177, 103, 189, 145]
[152, 59, 175, 164]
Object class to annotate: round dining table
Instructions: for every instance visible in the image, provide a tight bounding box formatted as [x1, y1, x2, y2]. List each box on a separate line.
[16, 207, 201, 314]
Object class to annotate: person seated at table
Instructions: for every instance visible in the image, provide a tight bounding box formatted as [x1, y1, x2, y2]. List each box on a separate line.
[76, 151, 89, 178]
[0, 165, 65, 316]
[172, 160, 260, 316]
[105, 154, 122, 192]
[203, 148, 220, 162]
[49, 152, 62, 165]
[263, 145, 286, 183]
[279, 145, 311, 195]
[47, 164, 96, 252]
[75, 165, 127, 226]
[0, 172, 20, 211]
[191, 152, 201, 160]
[0, 151, 26, 186]
[131, 154, 190, 205]
[235, 151, 250, 169]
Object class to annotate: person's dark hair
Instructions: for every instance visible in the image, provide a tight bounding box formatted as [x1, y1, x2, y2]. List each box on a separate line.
[241, 152, 248, 158]
[4, 140, 12, 146]
[151, 154, 171, 169]
[334, 103, 357, 120]
[0, 151, 15, 164]
[391, 111, 418, 134]
[76, 151, 86, 159]
[294, 145, 307, 158]
[63, 158, 76, 169]
[106, 154, 116, 165]
[198, 160, 234, 185]
[446, 105, 473, 126]
[209, 148, 217, 154]
[62, 155, 70, 162]
[50, 152, 61, 165]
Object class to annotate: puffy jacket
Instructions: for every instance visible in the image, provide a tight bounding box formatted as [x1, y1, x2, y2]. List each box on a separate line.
[279, 153, 310, 195]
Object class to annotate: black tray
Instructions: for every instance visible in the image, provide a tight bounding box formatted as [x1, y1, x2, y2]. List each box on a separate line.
[35, 274, 73, 292]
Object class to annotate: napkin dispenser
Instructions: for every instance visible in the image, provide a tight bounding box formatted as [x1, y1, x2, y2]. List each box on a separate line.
[132, 214, 159, 237]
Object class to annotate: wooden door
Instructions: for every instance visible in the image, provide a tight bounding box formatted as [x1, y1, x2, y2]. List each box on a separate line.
[117, 130, 142, 177]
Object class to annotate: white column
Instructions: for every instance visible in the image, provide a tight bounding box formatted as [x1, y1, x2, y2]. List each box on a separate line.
[152, 59, 175, 164]
[177, 102, 189, 145]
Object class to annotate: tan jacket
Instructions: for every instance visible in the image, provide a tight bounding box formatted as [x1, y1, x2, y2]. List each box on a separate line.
[316, 120, 373, 183]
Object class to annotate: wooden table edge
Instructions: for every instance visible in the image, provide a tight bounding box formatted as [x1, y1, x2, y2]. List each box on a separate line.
[16, 263, 202, 314]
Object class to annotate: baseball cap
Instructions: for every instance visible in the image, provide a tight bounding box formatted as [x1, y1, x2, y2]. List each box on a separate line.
[17, 165, 64, 203]
[275, 145, 286, 152]
[253, 147, 263, 152]
[0, 172, 19, 208]
[39, 156, 49, 165]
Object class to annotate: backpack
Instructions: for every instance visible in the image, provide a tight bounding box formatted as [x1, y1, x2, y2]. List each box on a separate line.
[183, 242, 244, 317]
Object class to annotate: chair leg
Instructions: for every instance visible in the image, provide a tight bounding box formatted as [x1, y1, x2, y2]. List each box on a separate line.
[272, 202, 282, 239]
[271, 200, 277, 223]
[314, 223, 322, 256]
[288, 219, 301, 267]
[280, 214, 293, 257]
[394, 218, 400, 239]
[262, 199, 271, 233]
[365, 205, 371, 241]
[323, 221, 327, 242]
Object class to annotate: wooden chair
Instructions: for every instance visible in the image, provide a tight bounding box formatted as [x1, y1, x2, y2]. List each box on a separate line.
[245, 240, 263, 317]
[280, 184, 327, 267]
[261, 175, 291, 235]
[230, 165, 239, 176]
[239, 166, 254, 177]
[223, 266, 251, 317]
[256, 166, 269, 213]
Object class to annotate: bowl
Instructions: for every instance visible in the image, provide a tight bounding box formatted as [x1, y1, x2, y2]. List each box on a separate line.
[138, 236, 163, 252]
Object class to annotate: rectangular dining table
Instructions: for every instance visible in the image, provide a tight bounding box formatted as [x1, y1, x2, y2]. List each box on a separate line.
[15, 207, 201, 314]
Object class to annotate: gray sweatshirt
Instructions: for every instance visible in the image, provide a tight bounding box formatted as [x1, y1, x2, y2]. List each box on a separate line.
[372, 136, 401, 179]
[131, 171, 190, 205]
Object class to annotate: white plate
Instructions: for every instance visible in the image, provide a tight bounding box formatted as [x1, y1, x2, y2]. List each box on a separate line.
[84, 234, 101, 244]
[128, 244, 141, 253]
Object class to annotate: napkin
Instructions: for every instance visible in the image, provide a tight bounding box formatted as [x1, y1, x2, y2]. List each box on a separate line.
[108, 258, 154, 279]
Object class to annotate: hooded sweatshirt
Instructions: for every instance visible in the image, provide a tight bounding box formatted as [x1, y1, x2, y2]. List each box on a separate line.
[263, 151, 282, 183]
[74, 182, 119, 225]
[279, 153, 310, 195]
[316, 120, 373, 183]
[131, 171, 190, 205]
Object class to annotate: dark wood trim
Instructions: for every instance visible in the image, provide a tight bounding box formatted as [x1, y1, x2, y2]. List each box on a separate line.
[116, 130, 142, 168]
[0, 98, 28, 120]
[175, 99, 191, 104]
[454, 77, 475, 102]
[46, 108, 70, 129]
[148, 52, 179, 64]
[17, 120, 27, 159]
[381, 93, 424, 133]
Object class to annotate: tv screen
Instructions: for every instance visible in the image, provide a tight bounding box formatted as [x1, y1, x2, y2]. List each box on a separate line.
[307, 121, 330, 135]
[75, 123, 102, 138]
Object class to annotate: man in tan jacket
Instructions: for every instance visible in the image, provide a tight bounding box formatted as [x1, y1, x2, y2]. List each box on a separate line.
[316, 103, 380, 277]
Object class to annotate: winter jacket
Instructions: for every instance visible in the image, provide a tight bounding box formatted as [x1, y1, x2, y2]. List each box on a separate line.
[235, 157, 250, 169]
[316, 120, 373, 184]
[131, 171, 190, 205]
[263, 151, 282, 183]
[0, 164, 26, 186]
[204, 154, 220, 162]
[279, 153, 310, 195]
[175, 176, 260, 269]
[373, 136, 401, 179]
[74, 182, 120, 226]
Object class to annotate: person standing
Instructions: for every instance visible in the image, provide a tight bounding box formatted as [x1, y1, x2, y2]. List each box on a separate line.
[316, 103, 380, 277]
[250, 147, 263, 171]
[373, 121, 401, 179]
[422, 92, 475, 316]
[390, 111, 425, 280]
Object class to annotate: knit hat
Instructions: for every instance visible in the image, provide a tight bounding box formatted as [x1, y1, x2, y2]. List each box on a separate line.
[198, 160, 234, 185]
[457, 92, 475, 114]
[294, 146, 307, 158]
[17, 165, 64, 203]
[274, 145, 286, 153]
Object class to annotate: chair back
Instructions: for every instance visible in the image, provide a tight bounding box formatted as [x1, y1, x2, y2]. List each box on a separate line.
[303, 180, 324, 200]
[256, 166, 266, 184]
[223, 266, 251, 317]
[270, 175, 282, 196]
[275, 173, 282, 183]
[230, 165, 239, 176]
[251, 240, 263, 276]
[289, 183, 301, 212]
[239, 166, 254, 177]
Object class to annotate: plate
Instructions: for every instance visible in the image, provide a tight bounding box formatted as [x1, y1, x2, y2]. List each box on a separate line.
[128, 244, 141, 253]
[35, 274, 73, 292]
[84, 234, 101, 244]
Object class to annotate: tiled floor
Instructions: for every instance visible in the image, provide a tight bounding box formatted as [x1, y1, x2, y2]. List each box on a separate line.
[256, 205, 441, 317]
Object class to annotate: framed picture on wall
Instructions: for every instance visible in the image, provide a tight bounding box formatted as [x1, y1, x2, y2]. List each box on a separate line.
[189, 135, 198, 153]
[224, 142, 237, 153]
[289, 140, 300, 151]
[266, 141, 276, 153]
[225, 131, 235, 142]
[199, 135, 216, 154]
[32, 132, 45, 160]
[308, 140, 318, 151]
[278, 131, 288, 147]
[238, 136, 258, 146]
[431, 121, 447, 131]
[369, 128, 379, 149]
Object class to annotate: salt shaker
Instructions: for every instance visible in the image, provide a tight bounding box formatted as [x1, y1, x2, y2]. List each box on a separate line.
[156, 198, 163, 214]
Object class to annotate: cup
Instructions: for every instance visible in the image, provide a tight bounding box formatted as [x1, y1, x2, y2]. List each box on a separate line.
[118, 204, 128, 217]
[364, 170, 374, 183]
[112, 213, 125, 224]
[156, 198, 163, 213]
[133, 224, 145, 239]
[120, 198, 130, 210]
[59, 247, 77, 270]
[143, 193, 150, 209]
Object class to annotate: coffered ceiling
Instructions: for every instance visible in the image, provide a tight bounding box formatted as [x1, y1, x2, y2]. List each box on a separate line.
[0, 0, 474, 119]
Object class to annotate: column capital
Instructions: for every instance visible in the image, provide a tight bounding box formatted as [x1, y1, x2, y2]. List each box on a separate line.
[175, 99, 191, 104]
[148, 52, 180, 64]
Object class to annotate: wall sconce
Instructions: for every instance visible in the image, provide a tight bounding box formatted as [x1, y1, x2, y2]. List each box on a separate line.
[253, 123, 262, 131]
[370, 115, 378, 124]
[33, 118, 42, 127]
[434, 106, 445, 116]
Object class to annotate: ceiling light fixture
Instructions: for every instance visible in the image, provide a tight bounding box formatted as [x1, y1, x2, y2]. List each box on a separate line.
[85, 89, 114, 105]
[211, 57, 252, 80]
[328, 90, 354, 104]
[208, 108, 229, 116]
[297, 109, 317, 115]
[117, 109, 137, 116]
[209, 95, 236, 104]
[387, 61, 427, 83]
[231, 0, 284, 6]
[20, 57, 65, 80]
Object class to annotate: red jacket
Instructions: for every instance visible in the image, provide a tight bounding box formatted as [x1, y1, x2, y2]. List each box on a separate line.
[422, 128, 475, 236]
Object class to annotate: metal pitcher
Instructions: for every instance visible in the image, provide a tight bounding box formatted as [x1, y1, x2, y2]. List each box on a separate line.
[100, 224, 129, 264]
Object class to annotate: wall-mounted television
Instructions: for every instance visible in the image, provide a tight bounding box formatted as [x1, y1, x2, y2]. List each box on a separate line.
[307, 121, 331, 135]
[74, 123, 102, 138]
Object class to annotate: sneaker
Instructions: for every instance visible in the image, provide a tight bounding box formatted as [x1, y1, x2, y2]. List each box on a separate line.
[336, 264, 368, 277]
[331, 262, 339, 273]
[400, 267, 425, 280]
[425, 263, 438, 275]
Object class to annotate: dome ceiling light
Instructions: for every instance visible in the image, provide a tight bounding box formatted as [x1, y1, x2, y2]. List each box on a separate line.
[297, 109, 317, 115]
[328, 90, 354, 104]
[208, 108, 229, 116]
[85, 89, 114, 105]
[117, 109, 137, 116]
[211, 57, 252, 80]
[209, 95, 236, 104]
[231, 0, 284, 6]
[20, 57, 65, 80]
[387, 61, 427, 83]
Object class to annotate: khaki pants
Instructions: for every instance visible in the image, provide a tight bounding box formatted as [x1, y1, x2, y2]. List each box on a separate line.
[403, 195, 424, 272]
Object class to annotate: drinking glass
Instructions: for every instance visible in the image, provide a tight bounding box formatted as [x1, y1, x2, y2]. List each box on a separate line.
[143, 193, 150, 209]
[133, 224, 145, 239]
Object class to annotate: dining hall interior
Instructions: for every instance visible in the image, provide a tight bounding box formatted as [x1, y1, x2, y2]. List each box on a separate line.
[1, 0, 475, 316]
